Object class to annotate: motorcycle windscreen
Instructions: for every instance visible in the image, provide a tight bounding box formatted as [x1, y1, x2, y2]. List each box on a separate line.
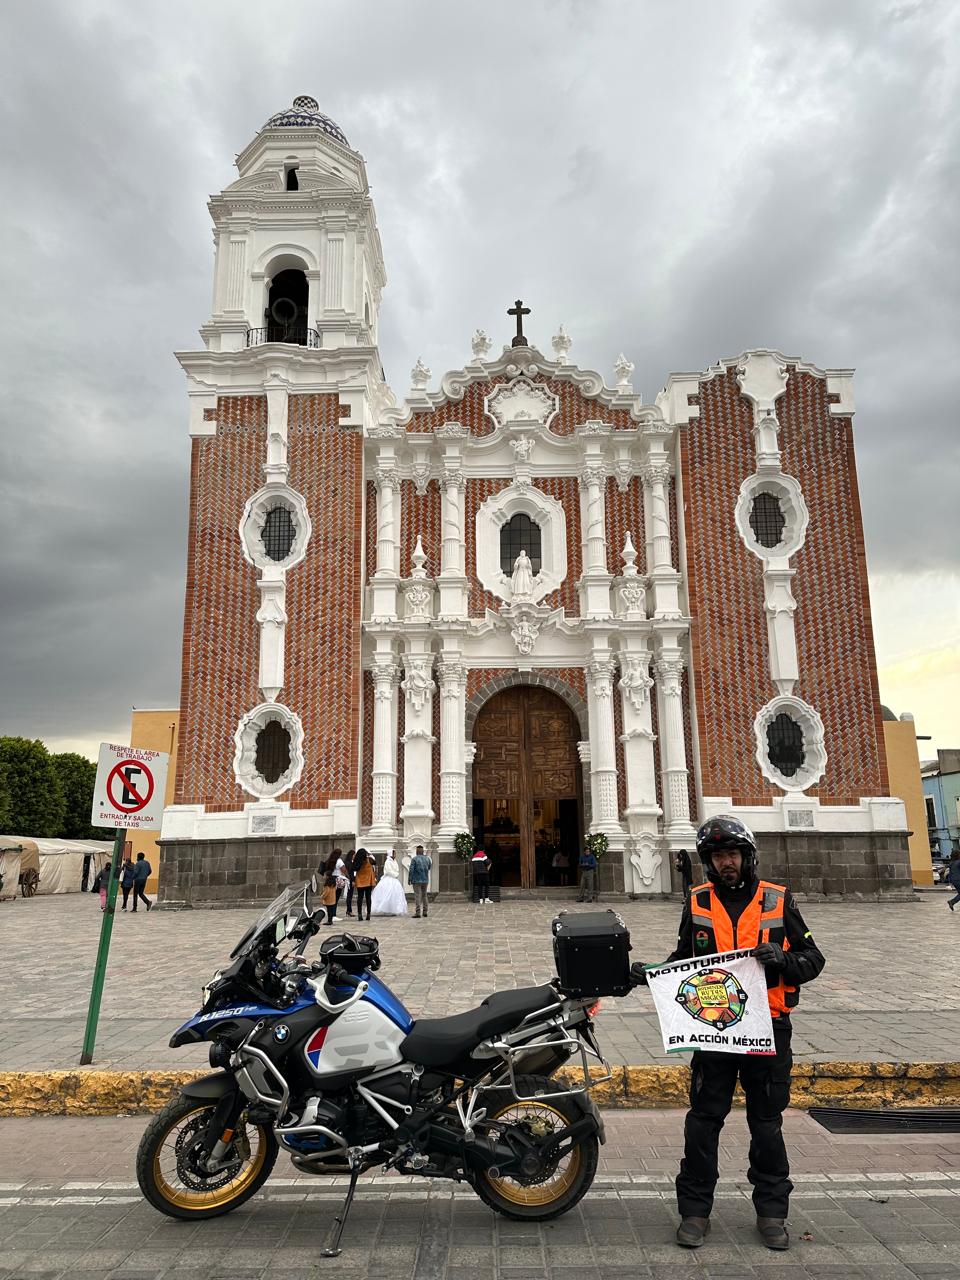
[230, 879, 315, 959]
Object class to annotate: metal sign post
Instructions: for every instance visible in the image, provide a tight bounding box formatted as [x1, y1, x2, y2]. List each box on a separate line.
[80, 743, 169, 1065]
[80, 827, 126, 1065]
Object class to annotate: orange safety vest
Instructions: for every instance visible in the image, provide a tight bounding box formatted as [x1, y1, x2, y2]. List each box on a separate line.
[688, 879, 799, 1018]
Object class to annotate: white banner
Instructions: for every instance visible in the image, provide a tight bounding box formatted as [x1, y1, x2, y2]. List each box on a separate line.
[645, 948, 776, 1056]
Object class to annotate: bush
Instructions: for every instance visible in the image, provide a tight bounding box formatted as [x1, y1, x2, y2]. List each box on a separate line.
[51, 752, 113, 840]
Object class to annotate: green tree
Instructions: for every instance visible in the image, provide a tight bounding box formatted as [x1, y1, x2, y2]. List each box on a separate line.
[0, 737, 66, 838]
[51, 752, 112, 839]
[0, 760, 11, 832]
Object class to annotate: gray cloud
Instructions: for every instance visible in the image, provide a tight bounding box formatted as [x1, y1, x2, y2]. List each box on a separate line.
[1, 0, 957, 750]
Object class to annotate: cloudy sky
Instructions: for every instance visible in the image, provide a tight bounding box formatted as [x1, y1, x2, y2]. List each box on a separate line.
[1, 0, 957, 760]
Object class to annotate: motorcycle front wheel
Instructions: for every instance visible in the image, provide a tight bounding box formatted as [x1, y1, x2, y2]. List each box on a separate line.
[472, 1074, 599, 1221]
[137, 1093, 277, 1219]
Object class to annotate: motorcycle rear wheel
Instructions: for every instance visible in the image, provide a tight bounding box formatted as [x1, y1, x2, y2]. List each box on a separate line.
[472, 1074, 599, 1221]
[137, 1093, 277, 1219]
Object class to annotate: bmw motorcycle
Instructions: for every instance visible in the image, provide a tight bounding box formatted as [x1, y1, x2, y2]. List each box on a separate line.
[136, 879, 615, 1256]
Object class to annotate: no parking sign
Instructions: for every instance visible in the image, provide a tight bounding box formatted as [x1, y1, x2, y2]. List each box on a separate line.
[92, 743, 169, 830]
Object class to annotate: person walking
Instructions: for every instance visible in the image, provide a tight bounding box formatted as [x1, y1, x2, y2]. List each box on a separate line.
[131, 852, 153, 912]
[92, 864, 109, 910]
[946, 850, 960, 910]
[408, 844, 432, 919]
[632, 815, 825, 1253]
[577, 845, 599, 902]
[352, 848, 376, 922]
[119, 855, 136, 910]
[471, 847, 492, 905]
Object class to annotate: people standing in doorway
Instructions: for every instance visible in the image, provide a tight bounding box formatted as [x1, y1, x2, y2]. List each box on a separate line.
[577, 845, 599, 902]
[352, 848, 376, 922]
[120, 854, 136, 910]
[946, 851, 960, 910]
[131, 852, 153, 912]
[408, 844, 432, 919]
[471, 847, 492, 904]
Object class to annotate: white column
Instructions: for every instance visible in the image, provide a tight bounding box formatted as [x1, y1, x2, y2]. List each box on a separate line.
[437, 465, 467, 619]
[437, 656, 467, 834]
[371, 463, 401, 621]
[400, 650, 436, 837]
[618, 648, 659, 823]
[654, 654, 696, 840]
[586, 654, 622, 833]
[369, 657, 400, 837]
[577, 436, 613, 616]
[642, 461, 682, 619]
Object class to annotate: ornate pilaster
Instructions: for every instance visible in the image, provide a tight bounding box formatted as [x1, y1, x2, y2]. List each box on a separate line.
[369, 655, 400, 837]
[436, 656, 468, 834]
[437, 424, 468, 618]
[586, 654, 622, 834]
[399, 649, 436, 837]
[641, 460, 682, 619]
[618, 649, 660, 819]
[577, 421, 613, 617]
[654, 654, 696, 841]
[371, 459, 401, 621]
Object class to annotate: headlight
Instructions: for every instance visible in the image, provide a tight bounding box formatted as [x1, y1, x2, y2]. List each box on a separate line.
[201, 970, 223, 1007]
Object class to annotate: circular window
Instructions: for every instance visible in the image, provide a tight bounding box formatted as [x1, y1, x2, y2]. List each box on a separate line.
[754, 696, 826, 792]
[233, 703, 304, 798]
[734, 474, 808, 561]
[240, 485, 311, 571]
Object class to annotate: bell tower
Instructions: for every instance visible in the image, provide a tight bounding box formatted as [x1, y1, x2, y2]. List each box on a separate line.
[160, 97, 392, 907]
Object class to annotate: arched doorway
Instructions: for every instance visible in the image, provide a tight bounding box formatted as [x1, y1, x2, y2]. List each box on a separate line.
[472, 687, 583, 890]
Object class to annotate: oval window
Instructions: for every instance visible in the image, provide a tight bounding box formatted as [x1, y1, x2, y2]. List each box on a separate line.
[262, 505, 295, 562]
[255, 720, 291, 784]
[767, 713, 805, 778]
[749, 492, 786, 549]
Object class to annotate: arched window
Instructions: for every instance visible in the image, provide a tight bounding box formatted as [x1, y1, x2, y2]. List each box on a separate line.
[255, 720, 291, 785]
[261, 505, 295, 562]
[749, 492, 786, 549]
[767, 713, 805, 778]
[500, 513, 542, 576]
[266, 268, 309, 344]
[284, 164, 299, 191]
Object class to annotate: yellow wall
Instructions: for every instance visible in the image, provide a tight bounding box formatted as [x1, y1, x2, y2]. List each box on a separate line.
[128, 709, 180, 894]
[883, 719, 932, 887]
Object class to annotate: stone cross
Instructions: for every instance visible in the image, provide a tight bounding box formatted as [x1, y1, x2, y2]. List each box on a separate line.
[508, 299, 530, 348]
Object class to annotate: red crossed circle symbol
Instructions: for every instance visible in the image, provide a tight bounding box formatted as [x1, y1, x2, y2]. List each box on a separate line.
[106, 760, 155, 814]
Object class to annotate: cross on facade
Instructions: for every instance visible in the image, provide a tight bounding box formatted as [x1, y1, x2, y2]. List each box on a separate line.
[508, 298, 531, 348]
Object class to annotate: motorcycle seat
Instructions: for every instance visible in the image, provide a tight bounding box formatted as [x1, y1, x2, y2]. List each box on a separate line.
[400, 984, 560, 1069]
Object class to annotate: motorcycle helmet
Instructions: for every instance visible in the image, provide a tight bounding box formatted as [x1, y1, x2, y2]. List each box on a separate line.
[695, 815, 758, 886]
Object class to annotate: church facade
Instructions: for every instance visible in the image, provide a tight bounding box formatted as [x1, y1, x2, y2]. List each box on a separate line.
[158, 97, 912, 906]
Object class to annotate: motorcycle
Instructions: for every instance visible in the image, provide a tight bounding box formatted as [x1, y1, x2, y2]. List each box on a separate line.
[136, 878, 621, 1256]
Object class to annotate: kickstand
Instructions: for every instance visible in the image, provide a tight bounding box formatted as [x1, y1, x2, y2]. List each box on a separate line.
[320, 1159, 362, 1258]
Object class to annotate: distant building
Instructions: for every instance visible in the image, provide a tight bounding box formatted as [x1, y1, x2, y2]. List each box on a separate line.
[881, 707, 933, 886]
[129, 709, 179, 893]
[922, 750, 960, 859]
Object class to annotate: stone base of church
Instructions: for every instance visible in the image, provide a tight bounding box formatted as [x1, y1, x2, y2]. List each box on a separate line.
[434, 847, 627, 897]
[741, 830, 914, 900]
[158, 835, 336, 909]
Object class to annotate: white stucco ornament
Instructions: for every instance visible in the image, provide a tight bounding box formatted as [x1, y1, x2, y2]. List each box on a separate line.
[627, 833, 663, 890]
[737, 351, 789, 418]
[614, 354, 635, 391]
[552, 324, 573, 365]
[471, 329, 493, 361]
[485, 377, 558, 430]
[410, 357, 431, 389]
[510, 551, 536, 602]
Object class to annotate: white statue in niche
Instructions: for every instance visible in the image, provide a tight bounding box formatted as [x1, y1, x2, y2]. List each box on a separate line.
[511, 550, 535, 601]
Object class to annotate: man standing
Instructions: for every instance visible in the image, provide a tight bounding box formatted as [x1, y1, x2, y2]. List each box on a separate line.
[577, 845, 598, 902]
[408, 844, 432, 919]
[131, 851, 153, 912]
[632, 816, 824, 1252]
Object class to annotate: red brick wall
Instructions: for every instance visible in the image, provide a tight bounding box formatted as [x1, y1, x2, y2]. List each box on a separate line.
[407, 374, 635, 438]
[682, 366, 888, 806]
[399, 481, 442, 578]
[285, 394, 364, 806]
[364, 481, 377, 583]
[360, 671, 374, 828]
[605, 477, 645, 574]
[175, 397, 265, 808]
[464, 478, 511, 615]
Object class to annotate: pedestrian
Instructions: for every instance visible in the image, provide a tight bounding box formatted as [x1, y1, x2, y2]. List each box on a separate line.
[551, 848, 569, 886]
[632, 815, 825, 1253]
[371, 850, 407, 916]
[120, 854, 136, 910]
[343, 849, 357, 917]
[333, 848, 352, 919]
[352, 848, 376, 922]
[577, 845, 599, 902]
[471, 846, 492, 905]
[131, 852, 153, 912]
[946, 851, 960, 911]
[675, 848, 693, 898]
[320, 873, 339, 925]
[408, 843, 432, 919]
[92, 864, 109, 910]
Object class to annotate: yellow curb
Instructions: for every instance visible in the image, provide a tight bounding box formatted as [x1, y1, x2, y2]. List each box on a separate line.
[2, 1063, 959, 1116]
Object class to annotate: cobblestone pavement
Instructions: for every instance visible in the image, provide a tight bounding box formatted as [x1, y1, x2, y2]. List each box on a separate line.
[2, 893, 959, 1071]
[3, 1113, 960, 1278]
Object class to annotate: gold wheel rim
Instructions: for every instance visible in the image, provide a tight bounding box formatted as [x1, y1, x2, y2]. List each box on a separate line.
[151, 1105, 268, 1211]
[483, 1099, 582, 1207]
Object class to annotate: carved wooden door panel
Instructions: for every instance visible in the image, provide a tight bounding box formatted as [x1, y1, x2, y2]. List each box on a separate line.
[474, 690, 524, 798]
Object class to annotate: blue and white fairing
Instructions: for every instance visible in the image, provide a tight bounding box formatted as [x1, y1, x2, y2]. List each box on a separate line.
[171, 991, 317, 1045]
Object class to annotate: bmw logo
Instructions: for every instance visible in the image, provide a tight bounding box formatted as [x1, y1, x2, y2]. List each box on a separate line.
[273, 1024, 290, 1043]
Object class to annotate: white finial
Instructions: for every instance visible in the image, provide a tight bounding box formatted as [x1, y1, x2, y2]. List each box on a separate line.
[621, 531, 638, 576]
[411, 534, 428, 578]
[614, 354, 635, 391]
[410, 357, 431, 389]
[471, 328, 493, 361]
[552, 324, 573, 365]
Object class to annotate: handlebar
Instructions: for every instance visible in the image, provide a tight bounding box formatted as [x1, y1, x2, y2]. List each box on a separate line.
[327, 964, 363, 989]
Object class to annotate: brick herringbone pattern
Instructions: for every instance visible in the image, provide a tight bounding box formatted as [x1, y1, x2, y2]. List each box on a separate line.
[361, 670, 374, 828]
[533, 475, 581, 615]
[175, 397, 265, 806]
[285, 394, 362, 805]
[605, 477, 645, 573]
[465, 478, 511, 614]
[399, 481, 441, 578]
[364, 480, 376, 580]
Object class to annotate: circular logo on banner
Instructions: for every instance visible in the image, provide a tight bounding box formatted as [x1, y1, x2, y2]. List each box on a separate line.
[675, 967, 748, 1029]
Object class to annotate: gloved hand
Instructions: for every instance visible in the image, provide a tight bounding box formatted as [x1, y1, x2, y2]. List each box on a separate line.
[629, 961, 649, 987]
[752, 942, 786, 970]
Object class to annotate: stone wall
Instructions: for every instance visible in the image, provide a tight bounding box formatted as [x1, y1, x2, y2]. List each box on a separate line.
[158, 836, 335, 909]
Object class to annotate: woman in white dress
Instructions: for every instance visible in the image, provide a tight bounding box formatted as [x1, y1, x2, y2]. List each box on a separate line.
[371, 850, 408, 916]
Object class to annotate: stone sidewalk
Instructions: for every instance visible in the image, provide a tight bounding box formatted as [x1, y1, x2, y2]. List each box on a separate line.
[2, 892, 959, 1072]
[3, 1112, 960, 1278]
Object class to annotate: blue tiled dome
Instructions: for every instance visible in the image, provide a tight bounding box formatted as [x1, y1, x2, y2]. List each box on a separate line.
[262, 96, 349, 147]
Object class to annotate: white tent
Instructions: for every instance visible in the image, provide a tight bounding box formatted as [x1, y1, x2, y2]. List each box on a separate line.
[0, 836, 115, 896]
